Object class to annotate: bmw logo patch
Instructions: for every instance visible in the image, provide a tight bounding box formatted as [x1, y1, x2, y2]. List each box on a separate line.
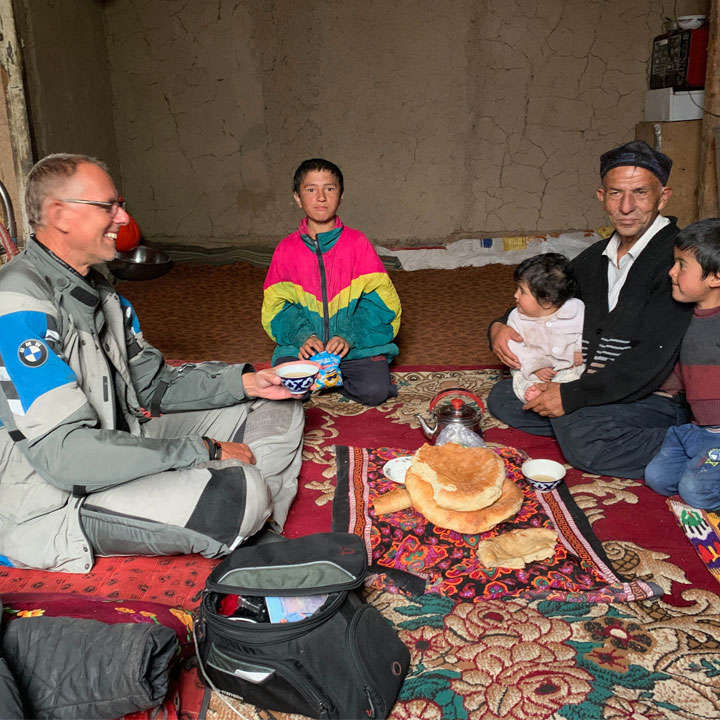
[18, 339, 48, 367]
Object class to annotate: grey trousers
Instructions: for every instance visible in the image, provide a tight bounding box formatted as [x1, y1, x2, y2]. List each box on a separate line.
[487, 378, 690, 478]
[79, 398, 304, 559]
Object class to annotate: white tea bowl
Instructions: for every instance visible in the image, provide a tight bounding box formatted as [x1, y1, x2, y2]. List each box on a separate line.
[521, 458, 566, 492]
[275, 361, 320, 394]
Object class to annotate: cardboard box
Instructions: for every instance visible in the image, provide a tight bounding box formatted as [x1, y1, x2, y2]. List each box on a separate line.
[635, 120, 701, 228]
[645, 88, 705, 121]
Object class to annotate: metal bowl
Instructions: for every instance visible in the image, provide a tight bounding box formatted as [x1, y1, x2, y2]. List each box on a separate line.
[108, 245, 174, 281]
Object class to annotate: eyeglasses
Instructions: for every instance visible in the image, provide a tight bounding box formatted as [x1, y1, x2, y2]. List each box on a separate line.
[61, 198, 127, 215]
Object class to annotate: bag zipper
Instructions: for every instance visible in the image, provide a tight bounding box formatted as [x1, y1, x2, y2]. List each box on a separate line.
[312, 237, 331, 344]
[346, 604, 381, 720]
[208, 644, 333, 719]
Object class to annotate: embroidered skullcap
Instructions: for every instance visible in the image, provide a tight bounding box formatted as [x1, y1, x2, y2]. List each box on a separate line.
[600, 140, 672, 185]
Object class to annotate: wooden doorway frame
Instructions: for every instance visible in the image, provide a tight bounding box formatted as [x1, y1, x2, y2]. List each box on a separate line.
[0, 0, 33, 243]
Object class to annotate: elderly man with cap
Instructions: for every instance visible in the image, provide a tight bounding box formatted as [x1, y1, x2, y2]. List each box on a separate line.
[487, 140, 693, 478]
[0, 153, 304, 572]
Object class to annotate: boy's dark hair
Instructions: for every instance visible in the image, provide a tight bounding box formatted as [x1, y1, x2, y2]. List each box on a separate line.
[674, 218, 720, 278]
[293, 158, 344, 195]
[513, 253, 577, 308]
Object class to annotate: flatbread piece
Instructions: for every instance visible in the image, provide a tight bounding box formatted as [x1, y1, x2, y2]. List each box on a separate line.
[410, 443, 505, 512]
[405, 471, 523, 534]
[476, 527, 558, 569]
[372, 487, 412, 515]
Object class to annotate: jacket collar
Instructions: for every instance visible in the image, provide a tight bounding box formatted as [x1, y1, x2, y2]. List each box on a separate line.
[27, 236, 107, 300]
[602, 214, 670, 266]
[299, 216, 343, 252]
[552, 299, 581, 320]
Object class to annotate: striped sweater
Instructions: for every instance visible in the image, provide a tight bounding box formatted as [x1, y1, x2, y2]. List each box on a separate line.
[262, 218, 401, 365]
[662, 306, 720, 425]
[561, 219, 692, 413]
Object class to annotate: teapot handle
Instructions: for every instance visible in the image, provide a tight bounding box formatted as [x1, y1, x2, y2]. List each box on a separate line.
[429, 387, 485, 414]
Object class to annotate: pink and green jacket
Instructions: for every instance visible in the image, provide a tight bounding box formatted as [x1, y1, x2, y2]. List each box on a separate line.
[262, 217, 401, 365]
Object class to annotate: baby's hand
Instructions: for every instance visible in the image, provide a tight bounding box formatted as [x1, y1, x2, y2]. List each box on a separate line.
[524, 384, 543, 402]
[573, 351, 583, 367]
[534, 367, 556, 382]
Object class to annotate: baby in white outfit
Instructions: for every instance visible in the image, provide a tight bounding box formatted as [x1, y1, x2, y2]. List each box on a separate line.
[506, 253, 585, 402]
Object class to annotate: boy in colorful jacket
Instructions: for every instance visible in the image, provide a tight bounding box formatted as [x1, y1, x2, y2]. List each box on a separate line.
[262, 158, 402, 406]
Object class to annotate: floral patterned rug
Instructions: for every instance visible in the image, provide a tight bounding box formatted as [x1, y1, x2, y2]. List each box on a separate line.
[209, 367, 720, 720]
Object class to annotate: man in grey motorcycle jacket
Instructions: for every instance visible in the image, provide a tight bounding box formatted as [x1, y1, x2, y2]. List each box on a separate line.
[0, 153, 304, 573]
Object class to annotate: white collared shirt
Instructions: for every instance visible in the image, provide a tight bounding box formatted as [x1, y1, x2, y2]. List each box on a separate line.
[602, 214, 669, 312]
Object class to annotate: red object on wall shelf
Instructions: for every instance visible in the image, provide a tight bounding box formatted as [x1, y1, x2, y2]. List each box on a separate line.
[115, 214, 141, 252]
[650, 25, 709, 90]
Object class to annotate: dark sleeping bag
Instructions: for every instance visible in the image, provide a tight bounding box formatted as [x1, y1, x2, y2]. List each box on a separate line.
[0, 600, 24, 719]
[1, 614, 178, 719]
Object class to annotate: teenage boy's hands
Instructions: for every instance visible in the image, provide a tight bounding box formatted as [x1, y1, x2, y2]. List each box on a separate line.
[299, 334, 324, 359]
[325, 335, 350, 357]
[299, 334, 349, 358]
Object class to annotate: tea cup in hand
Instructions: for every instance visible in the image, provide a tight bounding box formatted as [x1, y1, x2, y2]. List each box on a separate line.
[275, 361, 320, 395]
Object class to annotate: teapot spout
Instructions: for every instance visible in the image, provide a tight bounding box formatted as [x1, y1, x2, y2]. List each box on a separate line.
[415, 414, 438, 440]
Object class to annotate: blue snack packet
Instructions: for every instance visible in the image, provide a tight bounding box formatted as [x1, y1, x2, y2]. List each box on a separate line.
[309, 351, 343, 390]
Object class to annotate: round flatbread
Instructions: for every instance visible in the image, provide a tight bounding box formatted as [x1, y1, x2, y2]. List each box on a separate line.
[409, 443, 505, 512]
[404, 471, 523, 534]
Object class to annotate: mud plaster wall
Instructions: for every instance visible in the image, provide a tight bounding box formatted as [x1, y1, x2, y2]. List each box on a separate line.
[13, 0, 120, 182]
[15, 0, 711, 248]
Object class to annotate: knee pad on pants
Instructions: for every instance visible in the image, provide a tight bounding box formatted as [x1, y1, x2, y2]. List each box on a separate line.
[187, 464, 271, 548]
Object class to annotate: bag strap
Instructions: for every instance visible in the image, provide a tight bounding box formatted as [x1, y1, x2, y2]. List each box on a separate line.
[192, 616, 247, 719]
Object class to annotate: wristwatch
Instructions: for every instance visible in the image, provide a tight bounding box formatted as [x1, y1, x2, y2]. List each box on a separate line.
[202, 436, 222, 461]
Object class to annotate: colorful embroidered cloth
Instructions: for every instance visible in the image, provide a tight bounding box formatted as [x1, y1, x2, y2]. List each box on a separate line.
[333, 445, 660, 603]
[667, 498, 720, 587]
